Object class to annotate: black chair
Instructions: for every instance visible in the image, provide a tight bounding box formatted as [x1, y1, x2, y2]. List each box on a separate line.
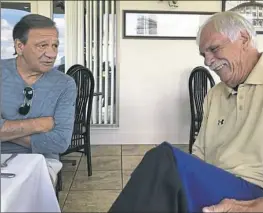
[63, 64, 95, 174]
[188, 66, 215, 154]
[56, 64, 96, 198]
[59, 64, 85, 167]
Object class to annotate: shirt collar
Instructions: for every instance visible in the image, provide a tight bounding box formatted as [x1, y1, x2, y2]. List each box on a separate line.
[223, 53, 263, 97]
[243, 53, 263, 85]
[223, 86, 237, 97]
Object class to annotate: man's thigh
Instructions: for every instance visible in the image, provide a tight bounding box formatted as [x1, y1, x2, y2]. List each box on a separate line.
[1, 142, 31, 153]
[45, 158, 63, 186]
[172, 147, 263, 212]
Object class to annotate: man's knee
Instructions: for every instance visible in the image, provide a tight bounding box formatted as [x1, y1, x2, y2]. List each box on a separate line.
[45, 158, 62, 186]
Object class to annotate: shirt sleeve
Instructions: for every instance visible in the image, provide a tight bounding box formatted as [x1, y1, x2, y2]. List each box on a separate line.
[191, 93, 210, 161]
[0, 117, 6, 129]
[31, 78, 77, 155]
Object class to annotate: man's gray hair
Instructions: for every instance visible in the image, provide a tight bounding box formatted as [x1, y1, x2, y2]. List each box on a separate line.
[196, 11, 257, 49]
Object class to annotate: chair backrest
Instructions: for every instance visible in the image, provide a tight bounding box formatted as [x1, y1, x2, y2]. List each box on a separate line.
[67, 64, 95, 133]
[189, 66, 215, 130]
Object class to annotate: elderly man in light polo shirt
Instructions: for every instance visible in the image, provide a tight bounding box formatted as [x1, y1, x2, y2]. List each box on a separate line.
[109, 11, 263, 213]
[193, 11, 263, 212]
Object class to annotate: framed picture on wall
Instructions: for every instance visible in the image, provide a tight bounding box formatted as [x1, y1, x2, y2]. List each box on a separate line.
[123, 10, 215, 39]
[222, 0, 263, 34]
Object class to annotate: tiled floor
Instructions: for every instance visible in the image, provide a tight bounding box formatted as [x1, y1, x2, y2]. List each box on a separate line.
[59, 144, 188, 212]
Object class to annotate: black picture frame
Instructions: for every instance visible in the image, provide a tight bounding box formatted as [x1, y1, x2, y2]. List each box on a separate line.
[222, 0, 263, 34]
[122, 10, 216, 40]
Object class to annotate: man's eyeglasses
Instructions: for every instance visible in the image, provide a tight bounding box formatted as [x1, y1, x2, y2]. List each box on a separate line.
[18, 87, 34, 115]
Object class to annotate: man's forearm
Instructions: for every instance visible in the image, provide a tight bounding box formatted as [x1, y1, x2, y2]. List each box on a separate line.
[203, 197, 263, 212]
[11, 136, 31, 148]
[0, 119, 42, 141]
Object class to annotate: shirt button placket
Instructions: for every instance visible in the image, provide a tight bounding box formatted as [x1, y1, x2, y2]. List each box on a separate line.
[237, 87, 244, 120]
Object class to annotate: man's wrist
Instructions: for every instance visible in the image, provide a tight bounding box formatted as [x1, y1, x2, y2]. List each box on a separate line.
[250, 197, 263, 211]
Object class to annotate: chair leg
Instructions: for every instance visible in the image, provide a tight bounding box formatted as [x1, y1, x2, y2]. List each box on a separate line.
[56, 190, 59, 200]
[87, 154, 92, 176]
[58, 171, 62, 191]
[189, 124, 194, 154]
[85, 135, 92, 176]
[188, 125, 193, 154]
[84, 137, 88, 156]
[55, 171, 62, 199]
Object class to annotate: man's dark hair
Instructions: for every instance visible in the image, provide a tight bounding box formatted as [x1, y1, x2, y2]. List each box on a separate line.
[13, 14, 57, 54]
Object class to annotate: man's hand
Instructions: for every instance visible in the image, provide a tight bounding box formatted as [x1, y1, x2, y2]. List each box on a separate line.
[11, 136, 31, 148]
[203, 198, 263, 212]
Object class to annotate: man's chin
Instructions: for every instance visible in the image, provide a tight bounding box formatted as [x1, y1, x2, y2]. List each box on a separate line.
[40, 65, 54, 72]
[222, 79, 236, 88]
[220, 76, 232, 87]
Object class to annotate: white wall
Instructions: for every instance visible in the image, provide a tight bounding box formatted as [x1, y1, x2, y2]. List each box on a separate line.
[91, 1, 263, 145]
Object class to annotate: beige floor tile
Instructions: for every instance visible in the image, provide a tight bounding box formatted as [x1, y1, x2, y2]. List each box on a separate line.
[61, 171, 75, 191]
[71, 170, 122, 190]
[122, 170, 133, 188]
[63, 190, 120, 212]
[173, 144, 189, 153]
[122, 155, 143, 170]
[59, 191, 68, 209]
[78, 155, 121, 171]
[122, 144, 155, 156]
[61, 152, 83, 157]
[61, 156, 81, 172]
[91, 145, 121, 156]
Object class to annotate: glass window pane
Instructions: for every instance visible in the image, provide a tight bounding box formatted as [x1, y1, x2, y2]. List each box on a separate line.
[1, 3, 31, 59]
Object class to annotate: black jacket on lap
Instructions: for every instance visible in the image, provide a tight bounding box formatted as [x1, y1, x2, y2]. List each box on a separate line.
[108, 142, 189, 213]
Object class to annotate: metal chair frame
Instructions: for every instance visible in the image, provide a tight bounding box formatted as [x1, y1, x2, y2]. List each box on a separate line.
[188, 66, 215, 153]
[56, 64, 96, 198]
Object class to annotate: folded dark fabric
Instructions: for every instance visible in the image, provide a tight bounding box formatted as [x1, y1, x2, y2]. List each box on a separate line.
[108, 142, 188, 213]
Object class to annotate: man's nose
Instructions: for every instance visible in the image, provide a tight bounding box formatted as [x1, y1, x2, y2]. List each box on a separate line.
[45, 46, 57, 58]
[204, 52, 215, 67]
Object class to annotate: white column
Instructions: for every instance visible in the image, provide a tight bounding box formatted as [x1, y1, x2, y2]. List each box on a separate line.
[104, 0, 109, 124]
[110, 0, 115, 124]
[65, 0, 85, 71]
[36, 1, 53, 18]
[77, 0, 84, 65]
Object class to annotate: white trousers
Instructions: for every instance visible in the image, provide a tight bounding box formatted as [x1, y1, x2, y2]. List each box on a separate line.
[45, 158, 63, 185]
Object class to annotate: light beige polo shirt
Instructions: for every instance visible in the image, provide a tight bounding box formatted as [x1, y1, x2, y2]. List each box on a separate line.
[192, 54, 263, 188]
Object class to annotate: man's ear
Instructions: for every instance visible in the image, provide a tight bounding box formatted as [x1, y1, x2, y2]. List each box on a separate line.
[240, 30, 251, 50]
[14, 39, 25, 55]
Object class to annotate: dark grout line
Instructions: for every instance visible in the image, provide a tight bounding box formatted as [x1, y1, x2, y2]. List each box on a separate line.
[76, 169, 122, 172]
[121, 144, 123, 189]
[68, 189, 122, 192]
[68, 153, 83, 190]
[61, 154, 83, 211]
[60, 190, 69, 211]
